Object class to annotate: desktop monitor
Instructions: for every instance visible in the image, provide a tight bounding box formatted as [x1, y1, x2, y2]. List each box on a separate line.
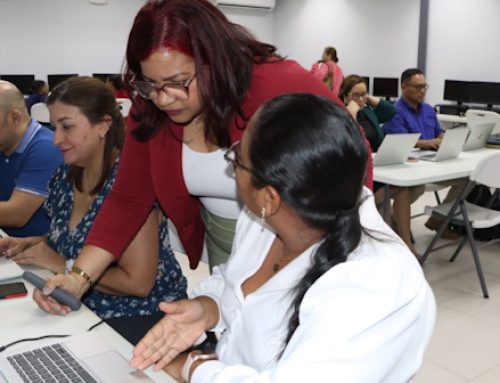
[443, 80, 471, 104]
[469, 81, 500, 106]
[92, 73, 120, 83]
[0, 74, 35, 94]
[47, 74, 78, 90]
[373, 77, 398, 98]
[361, 76, 370, 93]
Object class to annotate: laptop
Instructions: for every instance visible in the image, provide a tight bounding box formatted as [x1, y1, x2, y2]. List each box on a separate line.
[373, 133, 420, 166]
[463, 122, 496, 151]
[0, 332, 154, 382]
[409, 127, 469, 162]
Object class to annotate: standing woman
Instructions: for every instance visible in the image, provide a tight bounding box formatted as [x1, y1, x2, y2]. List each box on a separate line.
[310, 46, 344, 96]
[34, 0, 373, 314]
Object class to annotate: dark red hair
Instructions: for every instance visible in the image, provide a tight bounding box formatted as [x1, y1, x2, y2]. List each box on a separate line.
[126, 0, 280, 146]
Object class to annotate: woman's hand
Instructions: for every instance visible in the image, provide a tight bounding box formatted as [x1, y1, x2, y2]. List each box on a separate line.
[366, 95, 380, 108]
[163, 353, 189, 383]
[346, 100, 360, 119]
[0, 236, 40, 258]
[131, 297, 218, 371]
[10, 242, 65, 274]
[32, 273, 88, 315]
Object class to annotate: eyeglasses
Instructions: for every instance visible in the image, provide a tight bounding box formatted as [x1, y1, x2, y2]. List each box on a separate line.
[129, 73, 196, 100]
[349, 92, 368, 100]
[406, 83, 429, 91]
[224, 141, 255, 175]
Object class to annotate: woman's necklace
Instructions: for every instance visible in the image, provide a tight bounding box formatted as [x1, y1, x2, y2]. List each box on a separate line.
[272, 252, 297, 273]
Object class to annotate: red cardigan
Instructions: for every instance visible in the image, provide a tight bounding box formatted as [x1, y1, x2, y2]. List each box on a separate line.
[86, 59, 373, 269]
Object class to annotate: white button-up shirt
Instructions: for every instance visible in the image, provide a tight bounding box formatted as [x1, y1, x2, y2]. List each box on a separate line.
[191, 187, 436, 383]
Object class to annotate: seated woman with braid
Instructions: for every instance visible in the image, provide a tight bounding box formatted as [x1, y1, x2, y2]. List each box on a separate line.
[130, 94, 436, 383]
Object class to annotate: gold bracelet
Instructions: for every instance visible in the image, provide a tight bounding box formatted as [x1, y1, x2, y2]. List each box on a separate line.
[70, 266, 93, 285]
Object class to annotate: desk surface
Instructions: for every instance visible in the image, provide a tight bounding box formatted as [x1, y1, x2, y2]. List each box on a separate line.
[0, 266, 175, 383]
[374, 148, 498, 187]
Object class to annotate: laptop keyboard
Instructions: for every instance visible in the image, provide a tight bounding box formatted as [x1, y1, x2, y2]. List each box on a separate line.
[7, 343, 98, 383]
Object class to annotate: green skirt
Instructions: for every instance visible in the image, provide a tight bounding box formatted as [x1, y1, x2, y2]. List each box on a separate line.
[201, 208, 237, 272]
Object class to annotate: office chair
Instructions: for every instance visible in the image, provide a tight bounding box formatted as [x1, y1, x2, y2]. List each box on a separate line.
[30, 102, 50, 124]
[466, 109, 500, 134]
[116, 98, 132, 118]
[420, 153, 500, 298]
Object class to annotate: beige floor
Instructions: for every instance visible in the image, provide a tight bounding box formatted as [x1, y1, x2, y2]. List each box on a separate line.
[175, 189, 500, 382]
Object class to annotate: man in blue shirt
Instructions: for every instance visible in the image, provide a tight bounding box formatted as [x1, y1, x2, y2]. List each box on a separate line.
[0, 81, 63, 237]
[384, 68, 466, 239]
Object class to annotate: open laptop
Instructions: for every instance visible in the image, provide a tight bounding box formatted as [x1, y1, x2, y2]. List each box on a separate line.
[463, 122, 496, 151]
[409, 127, 469, 162]
[0, 332, 154, 382]
[373, 133, 420, 166]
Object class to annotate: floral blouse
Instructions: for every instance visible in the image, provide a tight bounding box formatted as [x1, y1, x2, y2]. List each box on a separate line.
[44, 162, 187, 319]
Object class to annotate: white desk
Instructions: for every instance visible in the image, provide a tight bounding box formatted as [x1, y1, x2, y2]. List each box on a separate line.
[0, 267, 175, 383]
[374, 148, 498, 187]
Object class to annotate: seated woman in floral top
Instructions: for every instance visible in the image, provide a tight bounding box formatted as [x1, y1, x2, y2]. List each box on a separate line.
[0, 77, 187, 344]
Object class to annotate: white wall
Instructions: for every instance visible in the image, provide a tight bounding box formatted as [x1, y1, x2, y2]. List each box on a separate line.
[426, 0, 500, 105]
[273, 0, 420, 96]
[0, 0, 273, 82]
[0, 0, 145, 79]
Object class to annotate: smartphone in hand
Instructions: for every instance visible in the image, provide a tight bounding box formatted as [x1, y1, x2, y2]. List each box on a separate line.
[0, 282, 28, 299]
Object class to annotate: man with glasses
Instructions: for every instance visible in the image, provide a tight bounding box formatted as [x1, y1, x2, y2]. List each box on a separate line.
[384, 68, 465, 240]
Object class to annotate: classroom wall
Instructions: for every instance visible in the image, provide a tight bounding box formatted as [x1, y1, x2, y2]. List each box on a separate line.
[0, 0, 273, 82]
[426, 0, 500, 106]
[273, 0, 420, 99]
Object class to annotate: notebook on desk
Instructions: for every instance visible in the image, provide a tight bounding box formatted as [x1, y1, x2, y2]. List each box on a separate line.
[0, 332, 153, 383]
[409, 127, 468, 162]
[463, 122, 496, 151]
[373, 133, 420, 166]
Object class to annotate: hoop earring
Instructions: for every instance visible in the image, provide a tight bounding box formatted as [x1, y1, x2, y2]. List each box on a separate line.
[260, 207, 266, 224]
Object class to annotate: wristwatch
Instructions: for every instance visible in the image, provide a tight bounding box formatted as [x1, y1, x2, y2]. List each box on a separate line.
[181, 350, 218, 382]
[64, 259, 75, 275]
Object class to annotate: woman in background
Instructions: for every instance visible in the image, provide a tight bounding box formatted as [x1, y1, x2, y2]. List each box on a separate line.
[26, 79, 49, 113]
[310, 46, 344, 96]
[1, 77, 187, 344]
[130, 94, 435, 382]
[339, 74, 418, 257]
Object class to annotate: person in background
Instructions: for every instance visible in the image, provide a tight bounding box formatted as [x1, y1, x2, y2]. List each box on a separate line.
[384, 68, 467, 239]
[26, 80, 49, 113]
[106, 75, 129, 99]
[0, 80, 62, 237]
[310, 46, 344, 96]
[339, 75, 418, 257]
[31, 0, 375, 318]
[130, 94, 435, 383]
[0, 77, 187, 345]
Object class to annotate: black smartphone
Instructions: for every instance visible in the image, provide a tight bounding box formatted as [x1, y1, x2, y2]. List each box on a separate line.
[0, 282, 28, 299]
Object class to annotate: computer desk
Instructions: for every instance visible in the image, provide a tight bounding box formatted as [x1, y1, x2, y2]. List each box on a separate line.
[374, 147, 498, 218]
[0, 266, 175, 383]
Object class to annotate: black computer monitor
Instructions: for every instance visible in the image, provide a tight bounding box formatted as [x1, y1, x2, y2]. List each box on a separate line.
[443, 80, 471, 104]
[47, 74, 78, 90]
[360, 76, 370, 93]
[0, 74, 35, 94]
[373, 77, 398, 99]
[92, 73, 120, 83]
[469, 81, 500, 107]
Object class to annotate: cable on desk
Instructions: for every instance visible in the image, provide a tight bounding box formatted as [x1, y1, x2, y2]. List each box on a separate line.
[0, 320, 105, 353]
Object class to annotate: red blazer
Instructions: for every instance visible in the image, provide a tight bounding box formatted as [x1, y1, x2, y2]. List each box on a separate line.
[86, 59, 373, 269]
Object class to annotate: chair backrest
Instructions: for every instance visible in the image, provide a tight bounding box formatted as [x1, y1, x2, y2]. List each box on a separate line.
[470, 152, 500, 188]
[116, 98, 132, 117]
[466, 109, 500, 134]
[30, 102, 50, 123]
